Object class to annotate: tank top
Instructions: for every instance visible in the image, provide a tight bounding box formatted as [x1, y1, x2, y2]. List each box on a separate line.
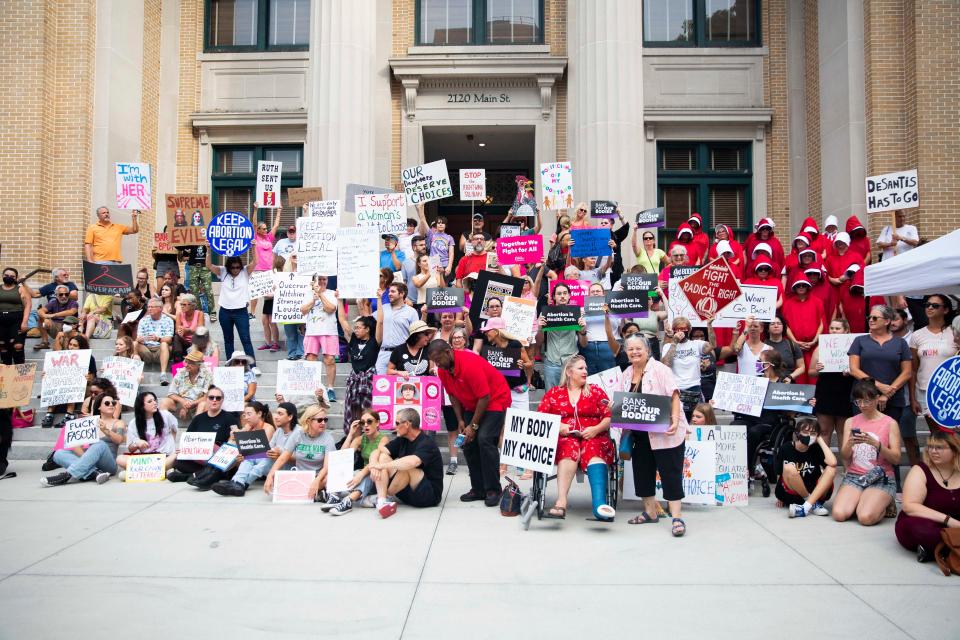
[178, 310, 201, 333]
[737, 340, 772, 376]
[0, 285, 23, 313]
[916, 462, 960, 518]
[360, 433, 381, 463]
[848, 413, 894, 477]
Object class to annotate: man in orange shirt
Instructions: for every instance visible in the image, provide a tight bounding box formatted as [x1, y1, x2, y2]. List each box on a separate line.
[83, 206, 139, 263]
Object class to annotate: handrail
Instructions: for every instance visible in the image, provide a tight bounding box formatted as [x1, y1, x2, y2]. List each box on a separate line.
[18, 268, 52, 284]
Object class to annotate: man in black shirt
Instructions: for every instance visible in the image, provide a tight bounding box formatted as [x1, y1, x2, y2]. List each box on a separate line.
[167, 385, 240, 483]
[776, 417, 837, 518]
[367, 407, 443, 518]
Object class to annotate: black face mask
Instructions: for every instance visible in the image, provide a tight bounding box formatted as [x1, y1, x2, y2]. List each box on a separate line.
[2, 276, 15, 286]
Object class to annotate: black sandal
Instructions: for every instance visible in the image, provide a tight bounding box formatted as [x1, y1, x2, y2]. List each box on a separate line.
[628, 511, 659, 524]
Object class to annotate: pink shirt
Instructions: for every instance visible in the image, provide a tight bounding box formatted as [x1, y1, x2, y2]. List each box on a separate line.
[254, 232, 275, 270]
[618, 358, 689, 450]
[847, 413, 894, 477]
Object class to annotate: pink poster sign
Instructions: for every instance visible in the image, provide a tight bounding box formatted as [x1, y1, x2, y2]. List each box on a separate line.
[495, 235, 543, 266]
[549, 279, 590, 307]
[371, 375, 443, 431]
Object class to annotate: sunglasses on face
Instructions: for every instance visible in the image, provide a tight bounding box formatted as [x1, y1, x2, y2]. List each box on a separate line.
[360, 419, 377, 426]
[643, 236, 654, 240]
[57, 294, 68, 298]
[925, 303, 943, 310]
[312, 417, 328, 423]
[101, 400, 116, 406]
[207, 395, 223, 401]
[868, 316, 885, 322]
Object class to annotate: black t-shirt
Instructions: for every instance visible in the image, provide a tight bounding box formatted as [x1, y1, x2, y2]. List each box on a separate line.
[389, 344, 429, 376]
[778, 439, 826, 483]
[348, 334, 379, 373]
[182, 245, 209, 266]
[386, 431, 444, 499]
[766, 339, 803, 376]
[186, 410, 240, 445]
[482, 337, 526, 389]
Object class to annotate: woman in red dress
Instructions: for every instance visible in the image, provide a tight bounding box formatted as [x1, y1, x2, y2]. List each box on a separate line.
[537, 355, 615, 521]
[687, 213, 711, 259]
[781, 274, 826, 384]
[825, 232, 865, 322]
[838, 268, 868, 333]
[783, 232, 818, 284]
[804, 257, 832, 329]
[742, 260, 784, 310]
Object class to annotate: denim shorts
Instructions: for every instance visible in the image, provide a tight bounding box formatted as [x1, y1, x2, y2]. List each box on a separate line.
[841, 471, 896, 498]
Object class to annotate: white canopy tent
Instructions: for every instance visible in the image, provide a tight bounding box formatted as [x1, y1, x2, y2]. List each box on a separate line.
[864, 228, 960, 297]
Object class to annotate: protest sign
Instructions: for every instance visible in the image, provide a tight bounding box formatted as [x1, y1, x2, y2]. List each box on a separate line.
[0, 363, 36, 409]
[208, 443, 240, 471]
[212, 367, 245, 412]
[514, 203, 535, 217]
[288, 187, 324, 208]
[344, 183, 392, 213]
[459, 168, 486, 201]
[610, 392, 672, 432]
[586, 366, 623, 399]
[59, 416, 101, 449]
[235, 430, 270, 460]
[272, 470, 316, 503]
[926, 356, 960, 429]
[178, 431, 217, 461]
[763, 383, 816, 414]
[470, 271, 523, 326]
[570, 228, 612, 258]
[276, 359, 324, 396]
[500, 408, 561, 474]
[115, 162, 151, 210]
[247, 270, 276, 301]
[495, 235, 543, 266]
[426, 287, 465, 313]
[666, 278, 705, 328]
[499, 224, 521, 238]
[306, 199, 340, 219]
[607, 290, 649, 319]
[370, 375, 443, 431]
[818, 333, 864, 373]
[865, 169, 919, 214]
[692, 424, 750, 506]
[539, 162, 574, 210]
[678, 257, 742, 321]
[621, 273, 657, 292]
[336, 227, 380, 298]
[326, 448, 356, 493]
[207, 211, 254, 257]
[584, 296, 606, 318]
[660, 440, 717, 505]
[542, 305, 580, 331]
[125, 454, 166, 482]
[590, 200, 617, 219]
[636, 207, 666, 228]
[549, 279, 590, 307]
[713, 372, 770, 417]
[255, 160, 282, 208]
[271, 273, 313, 323]
[101, 356, 143, 407]
[714, 284, 777, 325]
[154, 232, 176, 254]
[403, 160, 453, 205]
[295, 215, 338, 276]
[481, 345, 521, 377]
[82, 261, 133, 296]
[502, 296, 537, 345]
[40, 350, 92, 407]
[355, 192, 406, 235]
[165, 194, 211, 246]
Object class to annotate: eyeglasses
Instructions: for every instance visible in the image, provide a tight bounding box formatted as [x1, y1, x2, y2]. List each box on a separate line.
[853, 398, 877, 406]
[394, 420, 409, 426]
[360, 418, 377, 426]
[927, 445, 950, 452]
[312, 417, 329, 423]
[671, 253, 685, 258]
[868, 315, 885, 322]
[207, 395, 223, 401]
[56, 294, 68, 298]
[925, 303, 943, 310]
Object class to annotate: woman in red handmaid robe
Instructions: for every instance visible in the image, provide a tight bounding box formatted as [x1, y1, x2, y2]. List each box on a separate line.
[824, 232, 865, 322]
[780, 273, 825, 384]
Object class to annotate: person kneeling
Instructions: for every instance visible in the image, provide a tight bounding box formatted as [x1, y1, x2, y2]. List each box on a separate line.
[367, 408, 444, 518]
[776, 417, 837, 518]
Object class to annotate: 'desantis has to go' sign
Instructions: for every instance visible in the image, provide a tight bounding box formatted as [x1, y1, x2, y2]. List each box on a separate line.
[677, 257, 742, 321]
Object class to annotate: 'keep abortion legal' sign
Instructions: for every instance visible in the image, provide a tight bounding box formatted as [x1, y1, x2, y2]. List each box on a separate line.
[207, 212, 254, 256]
[927, 356, 960, 429]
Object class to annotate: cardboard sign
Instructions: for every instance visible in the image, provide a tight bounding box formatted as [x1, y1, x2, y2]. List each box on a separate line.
[659, 440, 717, 505]
[459, 168, 486, 201]
[818, 333, 864, 373]
[666, 275, 706, 329]
[570, 228, 611, 258]
[288, 187, 324, 208]
[207, 211, 254, 257]
[549, 279, 590, 307]
[82, 261, 133, 296]
[235, 430, 270, 460]
[607, 290, 649, 319]
[276, 359, 324, 396]
[165, 194, 211, 246]
[501, 296, 537, 345]
[295, 214, 338, 276]
[425, 287, 465, 313]
[470, 271, 524, 327]
[336, 227, 380, 299]
[610, 392, 672, 432]
[403, 160, 453, 205]
[865, 169, 919, 214]
[495, 235, 543, 266]
[154, 232, 176, 254]
[208, 442, 240, 471]
[539, 162, 574, 210]
[326, 448, 356, 493]
[178, 431, 217, 461]
[0, 363, 36, 409]
[255, 160, 282, 208]
[677, 257, 742, 321]
[763, 383, 815, 414]
[542, 305, 580, 331]
[481, 345, 521, 377]
[712, 372, 770, 417]
[370, 375, 443, 431]
[272, 470, 316, 503]
[125, 454, 166, 483]
[355, 192, 406, 235]
[584, 296, 606, 317]
[115, 162, 151, 210]
[212, 367, 245, 413]
[40, 349, 92, 407]
[500, 224, 521, 238]
[926, 356, 960, 429]
[60, 415, 101, 449]
[101, 356, 143, 407]
[271, 272, 313, 323]
[636, 207, 666, 228]
[714, 284, 778, 324]
[344, 183, 392, 213]
[500, 408, 561, 474]
[247, 270, 276, 300]
[590, 200, 617, 219]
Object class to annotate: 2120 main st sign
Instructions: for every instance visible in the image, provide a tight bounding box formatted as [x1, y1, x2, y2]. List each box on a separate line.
[447, 92, 512, 104]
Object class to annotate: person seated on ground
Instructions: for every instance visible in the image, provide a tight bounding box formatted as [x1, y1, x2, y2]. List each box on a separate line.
[832, 379, 902, 525]
[190, 325, 219, 364]
[40, 378, 119, 472]
[117, 391, 178, 477]
[34, 284, 78, 351]
[263, 405, 335, 500]
[39, 332, 97, 429]
[320, 409, 390, 516]
[79, 292, 114, 340]
[172, 293, 204, 362]
[213, 402, 299, 497]
[896, 428, 960, 562]
[41, 392, 126, 487]
[224, 350, 258, 403]
[160, 350, 212, 420]
[113, 335, 141, 362]
[690, 402, 717, 426]
[367, 407, 444, 519]
[118, 289, 146, 339]
[166, 386, 240, 483]
[188, 400, 276, 491]
[776, 416, 837, 518]
[136, 298, 174, 386]
[537, 355, 616, 522]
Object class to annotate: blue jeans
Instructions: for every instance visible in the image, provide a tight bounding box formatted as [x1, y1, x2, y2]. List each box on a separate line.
[580, 341, 616, 375]
[53, 441, 117, 480]
[543, 360, 563, 391]
[232, 457, 273, 486]
[28, 310, 39, 330]
[219, 307, 256, 363]
[284, 324, 304, 358]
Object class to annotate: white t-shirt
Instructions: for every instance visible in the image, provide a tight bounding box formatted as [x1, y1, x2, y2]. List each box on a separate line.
[877, 224, 919, 262]
[662, 339, 707, 390]
[305, 291, 338, 337]
[273, 237, 295, 258]
[125, 410, 178, 455]
[584, 314, 606, 342]
[909, 326, 956, 392]
[216, 265, 250, 310]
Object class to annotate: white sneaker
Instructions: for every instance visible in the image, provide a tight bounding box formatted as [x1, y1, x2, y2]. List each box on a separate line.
[119, 471, 127, 482]
[95, 472, 111, 484]
[359, 495, 377, 508]
[810, 502, 830, 517]
[252, 366, 262, 376]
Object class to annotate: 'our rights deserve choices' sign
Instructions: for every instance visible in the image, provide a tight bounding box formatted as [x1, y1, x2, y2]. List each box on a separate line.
[499, 408, 561, 474]
[207, 212, 254, 257]
[403, 160, 453, 205]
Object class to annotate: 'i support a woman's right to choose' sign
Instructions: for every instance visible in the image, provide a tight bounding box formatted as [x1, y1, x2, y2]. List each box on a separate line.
[206, 211, 254, 256]
[926, 356, 960, 430]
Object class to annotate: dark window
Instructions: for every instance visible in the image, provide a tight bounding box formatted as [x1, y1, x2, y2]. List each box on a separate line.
[643, 0, 760, 47]
[205, 0, 310, 51]
[416, 0, 543, 46]
[643, 0, 693, 43]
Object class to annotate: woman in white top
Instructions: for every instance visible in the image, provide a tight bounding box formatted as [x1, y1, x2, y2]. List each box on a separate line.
[204, 252, 260, 376]
[301, 275, 339, 404]
[412, 254, 443, 309]
[580, 282, 617, 374]
[732, 316, 772, 376]
[118, 391, 178, 472]
[909, 294, 956, 462]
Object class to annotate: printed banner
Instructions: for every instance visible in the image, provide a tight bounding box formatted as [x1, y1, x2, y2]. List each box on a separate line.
[677, 257, 742, 321]
[165, 194, 211, 246]
[207, 212, 254, 257]
[355, 193, 406, 235]
[272, 470, 315, 503]
[590, 200, 617, 219]
[235, 429, 270, 460]
[481, 345, 521, 377]
[208, 442, 240, 471]
[60, 415, 101, 449]
[178, 431, 217, 461]
[288, 187, 324, 208]
[865, 169, 919, 214]
[425, 287, 465, 313]
[501, 296, 537, 345]
[115, 162, 151, 210]
[403, 159, 453, 206]
[539, 162, 574, 210]
[0, 363, 37, 409]
[500, 408, 561, 474]
[470, 271, 524, 327]
[635, 207, 666, 229]
[271, 272, 313, 324]
[926, 356, 960, 429]
[255, 160, 282, 208]
[621, 273, 658, 292]
[247, 270, 276, 301]
[295, 214, 338, 276]
[125, 454, 166, 483]
[542, 305, 580, 331]
[344, 183, 392, 213]
[82, 261, 133, 296]
[326, 448, 356, 493]
[370, 375, 443, 431]
[570, 228, 612, 258]
[584, 295, 606, 317]
[459, 168, 486, 201]
[101, 356, 143, 407]
[212, 367, 245, 413]
[336, 227, 380, 299]
[495, 235, 543, 266]
[763, 383, 816, 414]
[818, 333, 864, 373]
[549, 279, 590, 307]
[607, 289, 649, 319]
[40, 350, 92, 407]
[276, 359, 324, 396]
[610, 392, 673, 432]
[712, 371, 770, 417]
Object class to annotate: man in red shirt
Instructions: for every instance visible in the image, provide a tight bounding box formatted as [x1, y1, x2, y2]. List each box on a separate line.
[455, 232, 490, 286]
[428, 340, 511, 506]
